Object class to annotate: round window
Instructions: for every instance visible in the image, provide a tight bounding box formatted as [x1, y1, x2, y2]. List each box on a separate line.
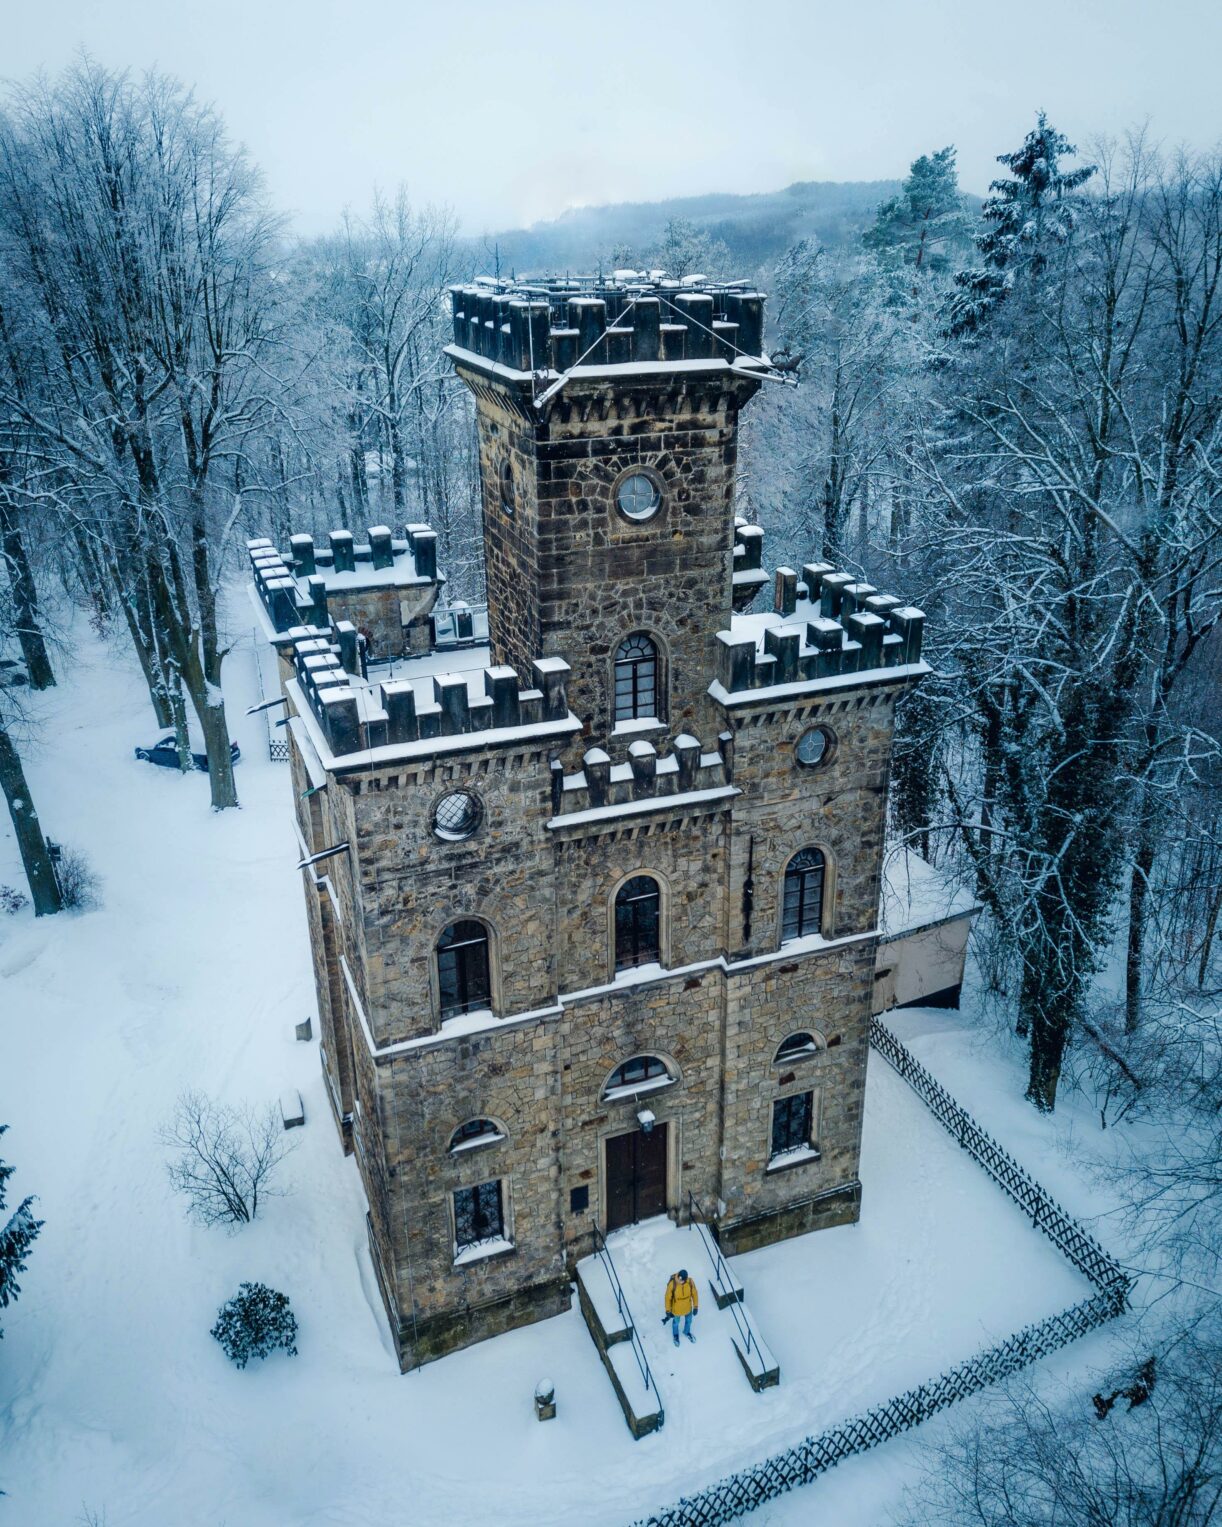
[433, 790, 483, 841]
[499, 459, 515, 516]
[616, 471, 661, 521]
[795, 727, 833, 768]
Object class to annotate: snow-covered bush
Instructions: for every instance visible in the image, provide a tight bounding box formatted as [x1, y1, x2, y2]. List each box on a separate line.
[0, 885, 28, 915]
[211, 1282, 298, 1369]
[160, 1092, 294, 1227]
[0, 1125, 43, 1338]
[55, 846, 100, 910]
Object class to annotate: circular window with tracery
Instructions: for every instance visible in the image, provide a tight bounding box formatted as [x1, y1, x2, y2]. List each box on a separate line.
[615, 470, 661, 522]
[795, 726, 834, 768]
[433, 790, 483, 841]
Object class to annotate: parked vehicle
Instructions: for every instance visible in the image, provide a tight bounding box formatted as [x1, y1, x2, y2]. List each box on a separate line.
[134, 735, 241, 772]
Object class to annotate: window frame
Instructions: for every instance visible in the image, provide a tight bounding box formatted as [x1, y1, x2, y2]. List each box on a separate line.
[436, 918, 493, 1020]
[773, 1031, 825, 1065]
[613, 467, 663, 524]
[452, 1177, 508, 1259]
[601, 1053, 676, 1103]
[768, 1089, 820, 1168]
[613, 632, 662, 724]
[448, 1118, 506, 1155]
[613, 873, 663, 972]
[781, 846, 828, 943]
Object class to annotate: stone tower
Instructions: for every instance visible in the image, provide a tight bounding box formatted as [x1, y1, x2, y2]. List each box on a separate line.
[251, 274, 928, 1373]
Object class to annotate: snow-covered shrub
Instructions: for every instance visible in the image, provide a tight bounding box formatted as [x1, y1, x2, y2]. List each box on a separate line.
[0, 1125, 43, 1338]
[211, 1282, 298, 1368]
[0, 885, 28, 915]
[54, 846, 100, 910]
[160, 1092, 294, 1227]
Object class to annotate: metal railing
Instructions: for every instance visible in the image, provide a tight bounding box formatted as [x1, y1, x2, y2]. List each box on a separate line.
[589, 1220, 663, 1420]
[630, 1021, 1132, 1524]
[251, 628, 289, 763]
[868, 1018, 1131, 1297]
[686, 1191, 766, 1372]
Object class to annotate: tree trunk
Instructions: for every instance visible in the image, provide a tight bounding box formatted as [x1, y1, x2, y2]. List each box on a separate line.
[1023, 974, 1069, 1113]
[1125, 811, 1156, 1035]
[0, 502, 55, 690]
[0, 721, 63, 915]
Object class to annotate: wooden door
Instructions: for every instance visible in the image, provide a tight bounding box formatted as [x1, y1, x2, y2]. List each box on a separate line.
[605, 1124, 669, 1232]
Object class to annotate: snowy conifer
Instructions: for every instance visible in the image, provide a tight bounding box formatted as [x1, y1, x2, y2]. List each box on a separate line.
[948, 112, 1095, 334]
[863, 145, 969, 281]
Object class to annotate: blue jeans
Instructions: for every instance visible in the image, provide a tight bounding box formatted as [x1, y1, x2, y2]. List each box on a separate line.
[671, 1313, 693, 1339]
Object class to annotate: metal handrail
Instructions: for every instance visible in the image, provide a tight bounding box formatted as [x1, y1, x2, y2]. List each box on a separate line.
[590, 1221, 662, 1410]
[687, 1190, 760, 1363]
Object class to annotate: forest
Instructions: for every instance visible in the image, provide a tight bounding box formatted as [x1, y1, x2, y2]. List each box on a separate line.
[1, 58, 1220, 1525]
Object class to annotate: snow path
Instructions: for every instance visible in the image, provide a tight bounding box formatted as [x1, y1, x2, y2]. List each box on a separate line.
[0, 602, 1092, 1526]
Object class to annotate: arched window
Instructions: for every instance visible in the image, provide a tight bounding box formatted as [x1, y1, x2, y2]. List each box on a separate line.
[615, 875, 661, 971]
[782, 848, 826, 942]
[774, 1031, 824, 1064]
[437, 920, 491, 1018]
[448, 1118, 505, 1154]
[603, 1054, 673, 1100]
[614, 634, 659, 723]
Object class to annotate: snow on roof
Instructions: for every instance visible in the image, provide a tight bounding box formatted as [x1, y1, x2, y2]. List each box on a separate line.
[879, 851, 980, 938]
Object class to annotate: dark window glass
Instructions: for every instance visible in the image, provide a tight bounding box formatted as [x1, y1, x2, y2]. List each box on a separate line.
[448, 1118, 501, 1151]
[614, 875, 661, 970]
[569, 1184, 589, 1215]
[782, 848, 825, 941]
[775, 1031, 820, 1062]
[453, 1179, 504, 1250]
[605, 1054, 669, 1093]
[771, 1092, 813, 1157]
[614, 634, 658, 722]
[433, 790, 482, 840]
[437, 920, 491, 1017]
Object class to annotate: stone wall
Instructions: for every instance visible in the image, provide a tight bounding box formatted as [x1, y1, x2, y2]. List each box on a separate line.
[455, 359, 763, 748]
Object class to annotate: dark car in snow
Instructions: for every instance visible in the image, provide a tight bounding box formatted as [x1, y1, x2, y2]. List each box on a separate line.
[134, 735, 241, 771]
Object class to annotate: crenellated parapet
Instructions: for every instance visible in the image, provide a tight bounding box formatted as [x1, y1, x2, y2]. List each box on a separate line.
[447, 275, 768, 376]
[247, 526, 442, 659]
[285, 626, 575, 763]
[732, 517, 769, 610]
[713, 563, 926, 704]
[548, 730, 738, 829]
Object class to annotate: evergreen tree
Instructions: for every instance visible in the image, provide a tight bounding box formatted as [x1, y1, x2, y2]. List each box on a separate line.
[863, 145, 968, 281]
[948, 112, 1095, 334]
[0, 1125, 42, 1336]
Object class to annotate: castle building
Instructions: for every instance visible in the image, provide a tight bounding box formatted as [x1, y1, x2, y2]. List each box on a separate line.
[249, 275, 929, 1374]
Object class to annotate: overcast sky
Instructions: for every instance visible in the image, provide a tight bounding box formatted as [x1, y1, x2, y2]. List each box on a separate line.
[6, 0, 1219, 236]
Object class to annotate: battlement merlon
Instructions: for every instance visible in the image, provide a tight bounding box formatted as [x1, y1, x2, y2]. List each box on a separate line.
[711, 562, 929, 707]
[443, 274, 772, 384]
[284, 637, 580, 774]
[247, 527, 444, 658]
[547, 731, 739, 834]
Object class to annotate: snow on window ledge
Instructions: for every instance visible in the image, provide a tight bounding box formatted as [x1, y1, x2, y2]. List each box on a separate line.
[602, 1073, 676, 1104]
[452, 1235, 515, 1268]
[449, 1131, 506, 1155]
[766, 1144, 821, 1174]
[611, 716, 666, 738]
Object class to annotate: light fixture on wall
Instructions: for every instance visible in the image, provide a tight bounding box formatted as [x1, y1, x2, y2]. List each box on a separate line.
[636, 1108, 656, 1134]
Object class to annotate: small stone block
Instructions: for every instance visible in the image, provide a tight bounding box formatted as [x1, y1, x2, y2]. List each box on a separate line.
[280, 1089, 305, 1129]
[295, 1017, 313, 1042]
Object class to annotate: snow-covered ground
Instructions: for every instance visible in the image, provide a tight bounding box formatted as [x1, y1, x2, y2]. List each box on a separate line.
[0, 609, 1116, 1525]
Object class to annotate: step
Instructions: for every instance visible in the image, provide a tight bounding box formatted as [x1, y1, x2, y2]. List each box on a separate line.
[731, 1318, 780, 1392]
[574, 1253, 665, 1439]
[575, 1255, 633, 1348]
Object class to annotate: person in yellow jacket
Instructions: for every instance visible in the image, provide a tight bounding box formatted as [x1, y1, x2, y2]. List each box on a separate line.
[664, 1268, 698, 1346]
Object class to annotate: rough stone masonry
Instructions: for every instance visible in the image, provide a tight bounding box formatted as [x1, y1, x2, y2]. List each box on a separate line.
[253, 273, 928, 1371]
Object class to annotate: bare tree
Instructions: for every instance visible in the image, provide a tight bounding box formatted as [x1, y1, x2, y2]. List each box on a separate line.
[160, 1092, 294, 1227]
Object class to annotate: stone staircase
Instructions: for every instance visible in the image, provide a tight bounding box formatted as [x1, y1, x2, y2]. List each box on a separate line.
[575, 1225, 665, 1439]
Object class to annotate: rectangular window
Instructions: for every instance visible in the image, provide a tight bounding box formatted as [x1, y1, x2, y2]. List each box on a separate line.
[453, 1178, 504, 1252]
[770, 1091, 814, 1160]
